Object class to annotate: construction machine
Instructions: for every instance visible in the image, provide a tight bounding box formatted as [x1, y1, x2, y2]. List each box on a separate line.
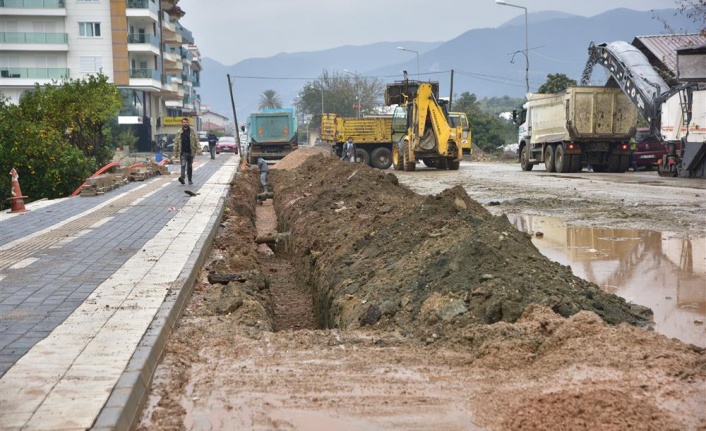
[583, 40, 705, 178]
[385, 80, 463, 171]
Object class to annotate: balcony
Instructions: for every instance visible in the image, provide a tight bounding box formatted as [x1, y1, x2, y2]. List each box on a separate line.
[0, 67, 68, 79]
[1, 0, 64, 7]
[1, 0, 66, 16]
[127, 33, 160, 55]
[126, 0, 158, 13]
[175, 23, 193, 45]
[0, 31, 69, 51]
[128, 68, 161, 91]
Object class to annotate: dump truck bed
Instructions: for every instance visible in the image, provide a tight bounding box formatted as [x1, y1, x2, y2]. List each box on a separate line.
[321, 114, 392, 144]
[528, 87, 637, 144]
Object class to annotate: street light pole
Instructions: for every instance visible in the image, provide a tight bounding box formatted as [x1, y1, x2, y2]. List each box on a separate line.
[397, 46, 420, 81]
[495, 0, 529, 94]
[344, 69, 361, 118]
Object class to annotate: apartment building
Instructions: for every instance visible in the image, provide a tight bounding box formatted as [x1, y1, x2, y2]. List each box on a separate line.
[0, 0, 202, 151]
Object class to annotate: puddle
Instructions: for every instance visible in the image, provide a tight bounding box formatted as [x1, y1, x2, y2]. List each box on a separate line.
[508, 215, 706, 347]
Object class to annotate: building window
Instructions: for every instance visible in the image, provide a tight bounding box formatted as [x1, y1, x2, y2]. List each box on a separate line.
[79, 22, 101, 38]
[80, 56, 102, 73]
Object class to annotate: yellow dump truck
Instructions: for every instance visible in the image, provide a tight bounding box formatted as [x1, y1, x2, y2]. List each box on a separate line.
[320, 114, 398, 169]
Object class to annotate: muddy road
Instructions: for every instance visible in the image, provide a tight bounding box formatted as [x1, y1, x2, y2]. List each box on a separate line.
[138, 152, 705, 431]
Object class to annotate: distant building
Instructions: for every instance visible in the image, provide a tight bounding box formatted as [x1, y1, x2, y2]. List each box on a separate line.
[200, 110, 229, 132]
[0, 0, 202, 151]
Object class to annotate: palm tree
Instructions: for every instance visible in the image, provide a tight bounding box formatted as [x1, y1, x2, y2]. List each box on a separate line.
[258, 90, 283, 110]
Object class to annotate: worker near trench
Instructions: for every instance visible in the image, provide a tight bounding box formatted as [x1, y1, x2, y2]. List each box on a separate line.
[256, 157, 269, 193]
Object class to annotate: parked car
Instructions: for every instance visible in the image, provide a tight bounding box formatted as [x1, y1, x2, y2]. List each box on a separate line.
[216, 136, 239, 154]
[200, 138, 210, 153]
[633, 128, 666, 170]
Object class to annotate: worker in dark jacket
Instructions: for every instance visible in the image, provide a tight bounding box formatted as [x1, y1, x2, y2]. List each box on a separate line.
[173, 118, 199, 185]
[207, 131, 218, 160]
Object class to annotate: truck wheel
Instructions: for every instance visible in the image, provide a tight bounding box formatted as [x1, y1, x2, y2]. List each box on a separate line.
[618, 155, 630, 172]
[554, 145, 570, 173]
[355, 148, 370, 166]
[520, 145, 534, 171]
[447, 159, 460, 170]
[392, 143, 403, 170]
[435, 158, 447, 169]
[402, 141, 416, 171]
[606, 154, 621, 172]
[544, 145, 557, 172]
[371, 147, 392, 169]
[423, 158, 436, 168]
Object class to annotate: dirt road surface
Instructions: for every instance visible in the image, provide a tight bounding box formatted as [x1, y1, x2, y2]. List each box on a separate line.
[138, 152, 705, 431]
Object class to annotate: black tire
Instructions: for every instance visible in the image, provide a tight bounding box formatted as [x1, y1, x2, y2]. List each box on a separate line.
[520, 145, 533, 171]
[618, 155, 630, 172]
[592, 165, 605, 172]
[249, 154, 257, 165]
[436, 158, 448, 170]
[422, 158, 436, 168]
[355, 148, 370, 165]
[370, 147, 392, 170]
[402, 141, 416, 171]
[392, 142, 403, 171]
[544, 145, 557, 172]
[447, 159, 460, 170]
[554, 145, 570, 173]
[606, 154, 621, 173]
[570, 154, 582, 173]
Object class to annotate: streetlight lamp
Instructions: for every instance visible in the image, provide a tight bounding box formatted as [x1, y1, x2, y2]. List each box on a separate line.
[344, 69, 361, 118]
[495, 0, 529, 94]
[397, 46, 420, 81]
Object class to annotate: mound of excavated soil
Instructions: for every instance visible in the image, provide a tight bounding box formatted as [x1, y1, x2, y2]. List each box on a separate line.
[139, 151, 705, 430]
[269, 155, 650, 338]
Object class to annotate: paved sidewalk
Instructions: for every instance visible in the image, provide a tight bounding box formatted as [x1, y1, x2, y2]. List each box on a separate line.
[0, 153, 240, 430]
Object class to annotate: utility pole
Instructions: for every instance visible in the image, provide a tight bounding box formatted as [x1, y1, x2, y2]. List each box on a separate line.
[227, 74, 241, 146]
[449, 69, 455, 109]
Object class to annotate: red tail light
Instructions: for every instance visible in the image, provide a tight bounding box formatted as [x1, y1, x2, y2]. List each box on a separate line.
[621, 143, 628, 150]
[568, 144, 575, 150]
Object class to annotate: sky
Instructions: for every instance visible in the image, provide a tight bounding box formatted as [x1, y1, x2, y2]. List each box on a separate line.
[177, 0, 681, 65]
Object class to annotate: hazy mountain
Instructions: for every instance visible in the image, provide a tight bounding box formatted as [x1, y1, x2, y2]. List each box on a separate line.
[198, 8, 697, 124]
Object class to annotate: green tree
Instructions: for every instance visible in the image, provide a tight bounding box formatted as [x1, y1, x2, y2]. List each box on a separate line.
[0, 97, 95, 210]
[537, 73, 577, 94]
[453, 92, 514, 152]
[0, 74, 122, 209]
[298, 70, 385, 120]
[17, 73, 122, 167]
[258, 90, 283, 110]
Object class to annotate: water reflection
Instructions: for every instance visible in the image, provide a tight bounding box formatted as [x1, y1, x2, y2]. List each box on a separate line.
[508, 215, 706, 347]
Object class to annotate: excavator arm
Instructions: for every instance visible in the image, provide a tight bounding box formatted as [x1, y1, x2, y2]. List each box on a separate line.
[583, 41, 674, 138]
[414, 83, 453, 153]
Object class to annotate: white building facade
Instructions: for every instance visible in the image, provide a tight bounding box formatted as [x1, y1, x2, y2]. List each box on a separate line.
[0, 0, 202, 151]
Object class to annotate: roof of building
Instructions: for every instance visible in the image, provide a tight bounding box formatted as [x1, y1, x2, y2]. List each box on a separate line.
[632, 34, 706, 78]
[201, 110, 229, 120]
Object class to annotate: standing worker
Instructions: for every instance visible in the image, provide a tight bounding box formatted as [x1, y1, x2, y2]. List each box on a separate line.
[207, 130, 218, 160]
[257, 157, 269, 193]
[173, 117, 199, 185]
[341, 136, 356, 163]
[629, 137, 639, 172]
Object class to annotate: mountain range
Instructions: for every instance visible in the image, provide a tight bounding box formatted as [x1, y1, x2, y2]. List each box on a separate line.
[197, 8, 699, 123]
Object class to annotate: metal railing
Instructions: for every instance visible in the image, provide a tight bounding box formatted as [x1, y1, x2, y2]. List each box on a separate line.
[0, 32, 67, 43]
[0, 68, 69, 79]
[125, 0, 158, 14]
[127, 33, 159, 47]
[1, 0, 65, 7]
[129, 68, 161, 80]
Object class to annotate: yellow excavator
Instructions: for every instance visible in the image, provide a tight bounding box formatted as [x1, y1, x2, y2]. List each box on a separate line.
[386, 80, 463, 171]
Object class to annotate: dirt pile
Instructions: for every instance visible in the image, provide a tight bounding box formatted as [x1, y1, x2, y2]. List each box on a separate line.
[138, 151, 706, 430]
[270, 155, 650, 338]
